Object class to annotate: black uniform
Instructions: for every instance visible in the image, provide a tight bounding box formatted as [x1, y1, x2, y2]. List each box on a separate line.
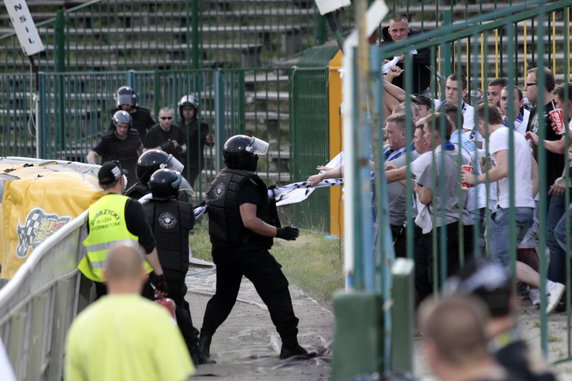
[380, 27, 431, 94]
[92, 130, 142, 187]
[108, 106, 155, 142]
[143, 198, 199, 358]
[201, 168, 300, 344]
[144, 124, 187, 164]
[179, 118, 212, 187]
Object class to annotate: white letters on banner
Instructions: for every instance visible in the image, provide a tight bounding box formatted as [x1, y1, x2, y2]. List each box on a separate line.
[4, 0, 45, 56]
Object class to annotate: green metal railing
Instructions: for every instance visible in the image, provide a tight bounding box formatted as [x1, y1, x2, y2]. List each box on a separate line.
[0, 67, 338, 230]
[366, 0, 572, 374]
[1, 0, 563, 76]
[0, 0, 348, 73]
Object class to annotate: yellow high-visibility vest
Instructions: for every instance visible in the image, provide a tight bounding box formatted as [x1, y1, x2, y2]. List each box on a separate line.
[79, 194, 152, 282]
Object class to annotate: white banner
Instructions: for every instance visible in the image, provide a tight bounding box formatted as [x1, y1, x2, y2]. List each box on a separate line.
[4, 0, 45, 56]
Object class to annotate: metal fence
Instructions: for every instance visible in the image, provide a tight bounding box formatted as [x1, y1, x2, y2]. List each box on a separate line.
[0, 0, 348, 73]
[1, 0, 565, 76]
[0, 210, 90, 381]
[342, 0, 572, 376]
[0, 67, 339, 229]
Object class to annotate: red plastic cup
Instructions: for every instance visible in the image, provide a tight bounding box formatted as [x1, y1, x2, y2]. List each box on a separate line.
[462, 165, 474, 189]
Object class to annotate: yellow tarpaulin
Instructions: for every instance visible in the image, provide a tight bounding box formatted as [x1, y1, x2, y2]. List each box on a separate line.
[0, 160, 102, 278]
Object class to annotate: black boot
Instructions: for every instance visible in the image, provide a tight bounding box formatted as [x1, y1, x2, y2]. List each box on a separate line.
[280, 336, 316, 359]
[197, 331, 216, 364]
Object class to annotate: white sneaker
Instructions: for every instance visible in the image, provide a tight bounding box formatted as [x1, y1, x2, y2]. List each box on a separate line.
[528, 288, 541, 307]
[546, 282, 565, 314]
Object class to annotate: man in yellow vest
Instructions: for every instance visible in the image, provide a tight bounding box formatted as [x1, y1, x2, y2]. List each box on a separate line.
[80, 160, 167, 298]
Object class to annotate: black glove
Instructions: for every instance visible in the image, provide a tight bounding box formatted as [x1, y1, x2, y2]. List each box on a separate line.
[174, 145, 184, 154]
[160, 140, 175, 153]
[276, 226, 299, 241]
[151, 273, 169, 296]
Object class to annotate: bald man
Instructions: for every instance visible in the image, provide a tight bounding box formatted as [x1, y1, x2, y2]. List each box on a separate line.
[66, 242, 195, 381]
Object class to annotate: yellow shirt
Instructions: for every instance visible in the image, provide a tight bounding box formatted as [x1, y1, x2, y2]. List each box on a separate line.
[65, 294, 195, 381]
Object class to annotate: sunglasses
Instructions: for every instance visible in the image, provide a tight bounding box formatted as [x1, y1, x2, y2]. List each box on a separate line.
[160, 116, 173, 120]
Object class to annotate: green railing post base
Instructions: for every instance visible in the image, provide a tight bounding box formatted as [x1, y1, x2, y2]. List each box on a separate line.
[331, 290, 384, 381]
[390, 258, 415, 376]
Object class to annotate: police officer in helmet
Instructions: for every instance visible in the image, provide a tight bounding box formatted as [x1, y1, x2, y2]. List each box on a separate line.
[177, 95, 214, 188]
[87, 110, 143, 187]
[124, 149, 190, 200]
[198, 135, 313, 362]
[143, 169, 203, 364]
[109, 86, 155, 141]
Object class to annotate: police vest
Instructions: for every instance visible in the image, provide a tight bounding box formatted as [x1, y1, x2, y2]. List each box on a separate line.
[143, 200, 194, 273]
[207, 168, 276, 249]
[124, 182, 149, 200]
[80, 194, 152, 282]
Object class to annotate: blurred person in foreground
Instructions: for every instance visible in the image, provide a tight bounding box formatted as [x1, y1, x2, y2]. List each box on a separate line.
[420, 295, 518, 381]
[65, 242, 194, 381]
[446, 259, 557, 381]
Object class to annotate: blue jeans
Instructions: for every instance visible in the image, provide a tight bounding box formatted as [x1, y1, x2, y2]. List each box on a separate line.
[554, 202, 572, 266]
[547, 195, 567, 283]
[488, 207, 534, 267]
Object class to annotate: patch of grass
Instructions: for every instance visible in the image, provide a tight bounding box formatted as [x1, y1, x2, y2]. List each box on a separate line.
[189, 225, 344, 304]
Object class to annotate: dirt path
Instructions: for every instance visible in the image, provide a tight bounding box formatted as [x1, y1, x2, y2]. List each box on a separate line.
[184, 263, 334, 380]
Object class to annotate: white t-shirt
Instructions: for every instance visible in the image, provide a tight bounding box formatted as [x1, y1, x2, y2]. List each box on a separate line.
[488, 126, 535, 209]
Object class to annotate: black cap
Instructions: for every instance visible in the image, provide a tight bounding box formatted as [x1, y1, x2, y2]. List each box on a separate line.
[411, 94, 432, 109]
[98, 161, 126, 185]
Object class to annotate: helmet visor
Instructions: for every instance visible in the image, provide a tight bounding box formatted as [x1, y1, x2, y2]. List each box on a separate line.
[117, 94, 134, 106]
[163, 155, 184, 173]
[178, 175, 195, 197]
[245, 137, 269, 155]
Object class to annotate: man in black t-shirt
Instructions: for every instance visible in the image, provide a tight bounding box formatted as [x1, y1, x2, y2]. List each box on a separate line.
[87, 110, 143, 187]
[525, 67, 568, 286]
[144, 107, 187, 164]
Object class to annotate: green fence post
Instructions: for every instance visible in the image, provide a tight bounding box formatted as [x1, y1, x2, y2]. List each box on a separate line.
[314, 5, 327, 46]
[214, 70, 225, 171]
[38, 73, 47, 159]
[390, 258, 414, 375]
[126, 70, 136, 89]
[192, 0, 200, 70]
[55, 10, 66, 153]
[238, 70, 245, 134]
[442, 10, 453, 78]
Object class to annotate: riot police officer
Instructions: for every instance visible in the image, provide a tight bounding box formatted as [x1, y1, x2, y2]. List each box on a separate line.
[199, 135, 313, 362]
[177, 95, 214, 187]
[124, 149, 187, 200]
[87, 110, 142, 187]
[109, 86, 155, 141]
[143, 169, 203, 364]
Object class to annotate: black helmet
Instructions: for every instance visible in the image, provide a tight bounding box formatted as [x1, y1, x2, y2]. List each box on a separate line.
[149, 169, 182, 200]
[112, 110, 132, 128]
[444, 259, 513, 318]
[223, 135, 269, 171]
[116, 86, 137, 107]
[136, 149, 184, 186]
[178, 95, 199, 119]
